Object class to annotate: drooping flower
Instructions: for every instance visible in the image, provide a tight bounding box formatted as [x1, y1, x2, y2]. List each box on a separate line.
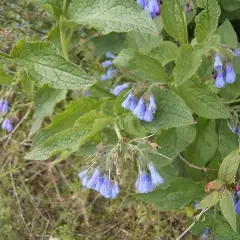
[86, 168, 101, 190]
[143, 107, 154, 122]
[148, 163, 164, 187]
[102, 60, 113, 68]
[235, 201, 240, 214]
[1, 100, 9, 113]
[133, 98, 146, 120]
[106, 52, 116, 59]
[0, 99, 4, 112]
[78, 169, 89, 180]
[237, 191, 240, 197]
[100, 177, 113, 198]
[136, 172, 154, 193]
[111, 83, 129, 96]
[234, 49, 240, 57]
[101, 74, 109, 81]
[82, 174, 90, 187]
[225, 64, 236, 84]
[145, 0, 160, 19]
[95, 176, 103, 191]
[106, 68, 116, 78]
[202, 227, 209, 240]
[214, 54, 223, 70]
[148, 94, 157, 113]
[129, 96, 139, 111]
[2, 118, 13, 132]
[195, 202, 199, 209]
[122, 93, 133, 110]
[111, 182, 120, 199]
[136, 0, 146, 8]
[215, 70, 225, 88]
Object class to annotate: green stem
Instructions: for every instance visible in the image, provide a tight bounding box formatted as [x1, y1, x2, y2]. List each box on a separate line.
[225, 99, 240, 104]
[114, 123, 122, 140]
[62, 0, 68, 15]
[59, 18, 69, 59]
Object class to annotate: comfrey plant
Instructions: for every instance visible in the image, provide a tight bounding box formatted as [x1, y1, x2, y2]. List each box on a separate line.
[3, 0, 240, 238]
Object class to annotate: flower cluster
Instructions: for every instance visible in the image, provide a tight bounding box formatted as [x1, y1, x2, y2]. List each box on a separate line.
[111, 83, 130, 96]
[101, 52, 116, 81]
[213, 54, 236, 88]
[122, 93, 157, 122]
[201, 227, 209, 240]
[0, 99, 13, 132]
[136, 0, 160, 19]
[78, 168, 120, 199]
[232, 126, 240, 136]
[233, 185, 240, 214]
[135, 163, 163, 193]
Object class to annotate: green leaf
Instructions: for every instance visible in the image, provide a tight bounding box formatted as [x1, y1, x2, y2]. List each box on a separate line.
[3, 40, 96, 89]
[218, 149, 240, 185]
[155, 125, 196, 167]
[31, 98, 102, 148]
[113, 49, 167, 83]
[198, 191, 221, 209]
[20, 72, 34, 96]
[173, 45, 202, 85]
[217, 19, 238, 48]
[161, 0, 188, 43]
[137, 178, 205, 211]
[186, 119, 218, 180]
[0, 62, 12, 85]
[125, 31, 162, 54]
[149, 41, 179, 66]
[67, 0, 158, 35]
[29, 85, 67, 136]
[178, 76, 230, 119]
[220, 189, 236, 232]
[141, 87, 194, 132]
[215, 221, 240, 240]
[219, 121, 239, 159]
[26, 110, 113, 160]
[194, 0, 221, 43]
[219, 0, 240, 12]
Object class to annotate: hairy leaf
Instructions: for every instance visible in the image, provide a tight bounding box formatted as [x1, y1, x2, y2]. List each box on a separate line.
[113, 49, 167, 82]
[30, 85, 67, 136]
[173, 45, 202, 85]
[161, 0, 188, 43]
[178, 76, 230, 119]
[67, 0, 158, 34]
[220, 189, 236, 232]
[3, 40, 96, 89]
[194, 0, 221, 43]
[218, 149, 240, 185]
[198, 191, 221, 209]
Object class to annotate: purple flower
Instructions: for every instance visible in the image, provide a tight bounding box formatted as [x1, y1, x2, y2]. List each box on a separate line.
[102, 60, 113, 68]
[111, 182, 120, 199]
[202, 227, 209, 240]
[143, 107, 153, 122]
[122, 93, 133, 110]
[82, 89, 91, 96]
[95, 176, 103, 191]
[237, 191, 240, 197]
[0, 99, 4, 112]
[78, 169, 89, 180]
[133, 98, 146, 120]
[136, 0, 146, 8]
[106, 68, 116, 78]
[1, 100, 9, 113]
[82, 175, 90, 187]
[106, 52, 115, 59]
[235, 201, 240, 214]
[86, 168, 101, 190]
[100, 177, 113, 198]
[145, 0, 160, 19]
[148, 163, 164, 187]
[215, 70, 225, 88]
[136, 172, 154, 193]
[129, 96, 139, 111]
[101, 74, 109, 81]
[195, 202, 199, 209]
[225, 64, 236, 84]
[214, 54, 223, 70]
[149, 95, 157, 113]
[111, 83, 129, 96]
[234, 49, 240, 57]
[2, 118, 13, 132]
